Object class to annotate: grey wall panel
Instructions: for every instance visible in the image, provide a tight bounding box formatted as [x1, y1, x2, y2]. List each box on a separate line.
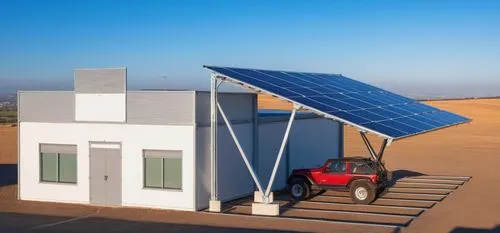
[40, 144, 77, 154]
[289, 118, 341, 170]
[196, 92, 255, 126]
[127, 91, 194, 125]
[195, 123, 255, 207]
[74, 68, 126, 93]
[257, 122, 288, 191]
[19, 92, 74, 123]
[143, 149, 182, 158]
[256, 118, 340, 191]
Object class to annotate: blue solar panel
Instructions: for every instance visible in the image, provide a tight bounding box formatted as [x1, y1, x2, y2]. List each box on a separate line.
[204, 66, 470, 140]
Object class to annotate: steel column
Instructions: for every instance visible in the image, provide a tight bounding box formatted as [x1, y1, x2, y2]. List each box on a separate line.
[217, 102, 265, 194]
[338, 123, 344, 159]
[210, 74, 218, 201]
[264, 107, 297, 202]
[377, 138, 388, 161]
[360, 131, 378, 161]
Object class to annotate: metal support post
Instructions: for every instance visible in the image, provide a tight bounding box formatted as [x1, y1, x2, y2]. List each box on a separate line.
[377, 138, 388, 161]
[210, 74, 218, 201]
[360, 131, 378, 161]
[338, 123, 344, 159]
[264, 107, 297, 203]
[217, 102, 265, 195]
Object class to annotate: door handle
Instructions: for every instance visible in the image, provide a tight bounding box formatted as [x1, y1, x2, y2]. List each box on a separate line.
[104, 175, 108, 181]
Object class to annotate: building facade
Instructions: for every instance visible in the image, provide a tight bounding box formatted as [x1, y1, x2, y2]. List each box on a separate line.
[18, 68, 342, 211]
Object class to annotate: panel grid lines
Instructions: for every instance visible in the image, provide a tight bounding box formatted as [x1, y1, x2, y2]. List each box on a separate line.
[205, 66, 470, 140]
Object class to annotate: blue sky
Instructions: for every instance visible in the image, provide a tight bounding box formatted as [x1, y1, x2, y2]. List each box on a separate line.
[1, 0, 499, 98]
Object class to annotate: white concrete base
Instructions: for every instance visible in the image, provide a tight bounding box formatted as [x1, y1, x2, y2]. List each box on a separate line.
[209, 200, 221, 212]
[254, 191, 274, 203]
[251, 202, 280, 216]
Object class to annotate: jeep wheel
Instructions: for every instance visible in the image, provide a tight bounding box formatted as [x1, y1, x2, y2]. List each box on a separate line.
[288, 178, 310, 201]
[349, 180, 376, 204]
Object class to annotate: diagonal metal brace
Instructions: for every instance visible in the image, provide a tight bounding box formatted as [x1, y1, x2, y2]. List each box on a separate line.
[217, 102, 265, 195]
[264, 106, 298, 203]
[360, 131, 378, 161]
[360, 131, 389, 162]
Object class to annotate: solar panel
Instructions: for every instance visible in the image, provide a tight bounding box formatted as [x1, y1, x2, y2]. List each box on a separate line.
[204, 66, 470, 140]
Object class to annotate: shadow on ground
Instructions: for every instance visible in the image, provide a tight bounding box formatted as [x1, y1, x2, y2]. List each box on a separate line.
[450, 226, 500, 233]
[0, 212, 305, 233]
[390, 169, 426, 182]
[0, 164, 17, 187]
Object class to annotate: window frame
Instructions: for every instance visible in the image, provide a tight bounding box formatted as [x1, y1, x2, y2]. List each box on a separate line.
[350, 162, 375, 174]
[327, 160, 346, 173]
[39, 144, 77, 184]
[143, 150, 183, 191]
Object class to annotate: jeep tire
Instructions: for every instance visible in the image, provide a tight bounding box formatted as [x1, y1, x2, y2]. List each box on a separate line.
[349, 180, 376, 204]
[288, 178, 311, 201]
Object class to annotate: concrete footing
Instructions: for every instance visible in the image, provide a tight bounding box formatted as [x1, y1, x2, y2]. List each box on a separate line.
[252, 202, 280, 216]
[209, 200, 221, 212]
[254, 191, 274, 203]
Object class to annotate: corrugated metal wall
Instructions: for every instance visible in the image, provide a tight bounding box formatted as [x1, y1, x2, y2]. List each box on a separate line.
[127, 91, 194, 125]
[18, 91, 75, 123]
[195, 92, 256, 126]
[74, 68, 126, 93]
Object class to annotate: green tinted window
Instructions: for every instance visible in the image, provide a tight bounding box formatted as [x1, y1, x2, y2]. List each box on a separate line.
[59, 153, 77, 183]
[40, 144, 78, 184]
[163, 158, 182, 189]
[143, 150, 182, 190]
[41, 153, 58, 182]
[144, 158, 163, 188]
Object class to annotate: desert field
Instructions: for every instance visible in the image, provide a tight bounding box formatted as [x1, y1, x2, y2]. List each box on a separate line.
[1, 97, 499, 232]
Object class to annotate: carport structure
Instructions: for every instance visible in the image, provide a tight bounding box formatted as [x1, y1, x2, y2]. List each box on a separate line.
[204, 66, 470, 216]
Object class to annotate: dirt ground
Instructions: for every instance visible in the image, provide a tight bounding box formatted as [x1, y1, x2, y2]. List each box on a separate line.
[0, 125, 16, 164]
[1, 98, 500, 233]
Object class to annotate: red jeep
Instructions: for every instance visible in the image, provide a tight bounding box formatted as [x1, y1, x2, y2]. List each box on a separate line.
[287, 157, 389, 204]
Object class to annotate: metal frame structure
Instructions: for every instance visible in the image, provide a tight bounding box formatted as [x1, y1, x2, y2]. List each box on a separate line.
[209, 74, 300, 205]
[208, 72, 393, 208]
[208, 71, 394, 209]
[360, 131, 389, 162]
[204, 66, 469, 215]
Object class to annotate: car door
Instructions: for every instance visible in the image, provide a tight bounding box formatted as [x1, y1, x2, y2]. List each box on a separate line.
[316, 160, 351, 186]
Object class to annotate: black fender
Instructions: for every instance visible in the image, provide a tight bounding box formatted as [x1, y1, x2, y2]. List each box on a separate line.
[287, 174, 315, 186]
[347, 177, 374, 188]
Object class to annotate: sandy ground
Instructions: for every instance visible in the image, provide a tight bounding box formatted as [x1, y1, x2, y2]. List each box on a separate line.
[1, 98, 500, 232]
[0, 125, 16, 164]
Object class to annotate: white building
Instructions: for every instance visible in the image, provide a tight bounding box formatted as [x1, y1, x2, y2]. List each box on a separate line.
[17, 68, 342, 211]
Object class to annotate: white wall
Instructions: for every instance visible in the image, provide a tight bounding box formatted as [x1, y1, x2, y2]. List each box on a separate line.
[289, 118, 341, 170]
[19, 122, 196, 211]
[75, 93, 126, 122]
[196, 123, 255, 210]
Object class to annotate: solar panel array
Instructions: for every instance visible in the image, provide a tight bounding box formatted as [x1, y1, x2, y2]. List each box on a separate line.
[205, 66, 470, 140]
